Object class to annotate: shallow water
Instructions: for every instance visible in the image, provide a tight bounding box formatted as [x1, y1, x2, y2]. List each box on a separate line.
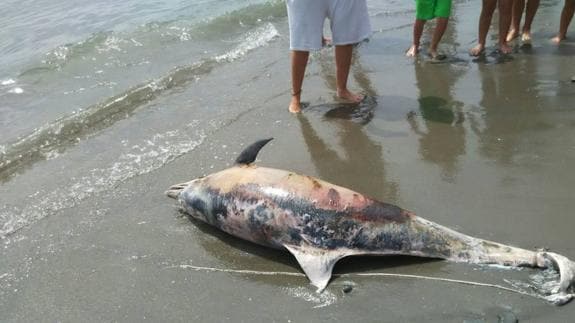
[1, 0, 575, 321]
[0, 0, 283, 147]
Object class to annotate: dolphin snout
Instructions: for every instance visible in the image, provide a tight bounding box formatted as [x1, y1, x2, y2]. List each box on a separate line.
[165, 182, 189, 199]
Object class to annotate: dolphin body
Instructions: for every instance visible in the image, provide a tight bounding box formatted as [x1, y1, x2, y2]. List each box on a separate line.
[166, 138, 575, 305]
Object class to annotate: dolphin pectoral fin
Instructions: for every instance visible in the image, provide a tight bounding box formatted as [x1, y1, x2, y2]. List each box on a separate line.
[284, 244, 346, 292]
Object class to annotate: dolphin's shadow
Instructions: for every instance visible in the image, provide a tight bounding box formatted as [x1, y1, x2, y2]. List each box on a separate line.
[186, 213, 440, 288]
[189, 214, 296, 268]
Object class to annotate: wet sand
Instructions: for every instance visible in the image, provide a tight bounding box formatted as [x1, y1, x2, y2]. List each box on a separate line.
[2, 1, 575, 322]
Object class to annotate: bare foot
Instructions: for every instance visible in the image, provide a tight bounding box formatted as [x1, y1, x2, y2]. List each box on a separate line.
[337, 89, 364, 103]
[551, 35, 565, 44]
[520, 31, 532, 44]
[469, 44, 485, 56]
[288, 95, 302, 113]
[428, 49, 446, 61]
[506, 29, 519, 42]
[406, 45, 418, 57]
[499, 42, 512, 54]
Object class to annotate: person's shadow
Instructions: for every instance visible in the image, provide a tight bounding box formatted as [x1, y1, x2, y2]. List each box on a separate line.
[297, 101, 398, 202]
[407, 60, 467, 182]
[470, 58, 545, 166]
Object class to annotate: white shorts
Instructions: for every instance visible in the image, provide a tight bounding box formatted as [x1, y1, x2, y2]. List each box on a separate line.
[286, 0, 372, 51]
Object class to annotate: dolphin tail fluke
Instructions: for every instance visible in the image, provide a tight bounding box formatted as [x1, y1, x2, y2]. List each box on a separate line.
[457, 238, 574, 305]
[538, 252, 575, 305]
[466, 245, 574, 305]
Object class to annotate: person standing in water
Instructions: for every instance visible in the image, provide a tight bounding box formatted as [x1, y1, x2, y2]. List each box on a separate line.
[286, 0, 371, 113]
[507, 0, 540, 43]
[552, 0, 575, 44]
[470, 0, 513, 56]
[406, 0, 453, 60]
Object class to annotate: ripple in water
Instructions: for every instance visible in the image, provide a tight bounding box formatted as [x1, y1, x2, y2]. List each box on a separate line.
[0, 120, 212, 239]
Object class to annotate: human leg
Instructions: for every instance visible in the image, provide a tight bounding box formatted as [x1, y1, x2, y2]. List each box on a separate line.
[285, 0, 326, 113]
[430, 17, 449, 58]
[429, 0, 451, 58]
[507, 0, 525, 41]
[552, 0, 575, 44]
[471, 0, 498, 56]
[521, 0, 540, 42]
[498, 0, 513, 53]
[407, 20, 427, 56]
[408, 0, 435, 56]
[289, 51, 309, 113]
[334, 45, 363, 103]
[330, 0, 370, 102]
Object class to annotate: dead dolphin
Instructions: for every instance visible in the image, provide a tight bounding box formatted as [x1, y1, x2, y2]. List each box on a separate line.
[166, 138, 575, 305]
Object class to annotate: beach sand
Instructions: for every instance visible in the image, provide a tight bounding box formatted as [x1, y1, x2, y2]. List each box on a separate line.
[1, 1, 575, 321]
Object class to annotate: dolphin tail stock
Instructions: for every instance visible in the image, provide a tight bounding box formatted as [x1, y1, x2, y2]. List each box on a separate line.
[412, 217, 575, 305]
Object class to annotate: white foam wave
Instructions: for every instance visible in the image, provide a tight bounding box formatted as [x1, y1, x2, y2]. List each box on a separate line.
[283, 286, 338, 308]
[8, 87, 23, 94]
[0, 209, 21, 240]
[0, 121, 211, 239]
[215, 22, 279, 63]
[486, 264, 523, 271]
[42, 45, 71, 65]
[96, 36, 127, 53]
[2, 79, 23, 93]
[1, 79, 16, 86]
[166, 26, 192, 42]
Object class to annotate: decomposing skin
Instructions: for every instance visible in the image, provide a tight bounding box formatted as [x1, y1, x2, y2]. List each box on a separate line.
[166, 139, 575, 305]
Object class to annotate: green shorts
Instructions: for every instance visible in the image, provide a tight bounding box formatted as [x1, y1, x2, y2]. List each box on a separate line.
[416, 0, 452, 20]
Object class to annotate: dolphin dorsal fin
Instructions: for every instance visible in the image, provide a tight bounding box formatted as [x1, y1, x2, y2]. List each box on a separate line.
[235, 138, 273, 165]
